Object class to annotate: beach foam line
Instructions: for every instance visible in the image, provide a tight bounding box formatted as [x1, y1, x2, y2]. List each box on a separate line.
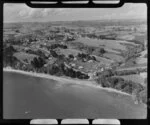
[3, 67, 131, 96]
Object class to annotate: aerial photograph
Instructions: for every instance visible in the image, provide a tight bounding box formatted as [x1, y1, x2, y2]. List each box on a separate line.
[3, 3, 147, 119]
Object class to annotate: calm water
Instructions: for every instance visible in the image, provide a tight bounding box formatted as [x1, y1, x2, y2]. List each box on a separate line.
[3, 71, 146, 119]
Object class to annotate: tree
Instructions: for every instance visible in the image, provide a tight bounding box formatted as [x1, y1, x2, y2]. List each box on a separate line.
[3, 55, 19, 67]
[36, 50, 48, 59]
[48, 65, 60, 75]
[31, 57, 46, 69]
[139, 87, 147, 104]
[68, 54, 74, 59]
[93, 47, 106, 56]
[99, 48, 106, 55]
[58, 54, 65, 60]
[3, 45, 19, 67]
[96, 74, 106, 86]
[102, 69, 113, 77]
[85, 46, 95, 54]
[122, 83, 133, 94]
[50, 50, 58, 57]
[90, 56, 96, 61]
[3, 45, 16, 56]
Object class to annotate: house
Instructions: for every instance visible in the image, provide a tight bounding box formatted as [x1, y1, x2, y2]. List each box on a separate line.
[88, 73, 94, 80]
[43, 43, 47, 46]
[100, 67, 104, 72]
[78, 66, 83, 69]
[88, 60, 93, 63]
[74, 57, 77, 61]
[71, 63, 76, 67]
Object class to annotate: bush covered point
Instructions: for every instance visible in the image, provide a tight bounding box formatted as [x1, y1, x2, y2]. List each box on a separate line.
[96, 73, 147, 104]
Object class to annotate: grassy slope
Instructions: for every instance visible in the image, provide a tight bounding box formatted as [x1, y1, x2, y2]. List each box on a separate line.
[73, 37, 126, 50]
[13, 52, 38, 63]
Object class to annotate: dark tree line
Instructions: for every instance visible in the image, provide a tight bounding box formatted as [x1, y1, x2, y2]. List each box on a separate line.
[77, 53, 96, 61]
[122, 44, 144, 63]
[3, 45, 16, 55]
[31, 57, 46, 69]
[50, 50, 65, 59]
[95, 69, 147, 104]
[48, 44, 67, 49]
[92, 47, 106, 56]
[68, 54, 74, 59]
[3, 45, 89, 79]
[48, 62, 89, 79]
[3, 45, 19, 67]
[29, 55, 89, 79]
[50, 50, 58, 57]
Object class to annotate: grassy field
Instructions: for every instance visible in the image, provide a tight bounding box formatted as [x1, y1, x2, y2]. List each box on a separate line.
[116, 39, 138, 46]
[94, 55, 114, 64]
[116, 33, 135, 41]
[103, 53, 124, 62]
[134, 34, 147, 44]
[73, 37, 126, 51]
[104, 47, 121, 54]
[57, 48, 81, 57]
[13, 52, 38, 64]
[136, 57, 147, 64]
[72, 60, 99, 73]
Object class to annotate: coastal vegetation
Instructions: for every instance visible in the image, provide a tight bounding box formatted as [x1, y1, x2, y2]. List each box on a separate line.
[95, 69, 147, 104]
[3, 20, 147, 105]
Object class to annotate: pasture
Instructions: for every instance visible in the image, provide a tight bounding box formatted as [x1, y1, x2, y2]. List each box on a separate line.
[72, 37, 126, 51]
[94, 55, 114, 64]
[103, 53, 124, 62]
[13, 52, 38, 64]
[57, 48, 81, 57]
[136, 57, 147, 65]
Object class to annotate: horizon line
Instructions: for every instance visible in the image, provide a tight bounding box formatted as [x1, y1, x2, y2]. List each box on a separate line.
[4, 18, 147, 24]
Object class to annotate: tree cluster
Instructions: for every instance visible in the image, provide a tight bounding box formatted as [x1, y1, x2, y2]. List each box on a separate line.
[48, 62, 89, 79]
[77, 53, 96, 62]
[50, 50, 65, 60]
[96, 71, 146, 104]
[3, 45, 19, 67]
[123, 45, 143, 64]
[68, 54, 74, 59]
[31, 57, 46, 69]
[92, 47, 106, 56]
[84, 46, 95, 54]
[49, 44, 67, 49]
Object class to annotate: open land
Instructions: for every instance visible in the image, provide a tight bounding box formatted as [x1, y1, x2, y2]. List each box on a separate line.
[3, 19, 147, 111]
[3, 67, 131, 96]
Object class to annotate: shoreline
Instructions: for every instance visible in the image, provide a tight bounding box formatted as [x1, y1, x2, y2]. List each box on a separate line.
[3, 67, 131, 97]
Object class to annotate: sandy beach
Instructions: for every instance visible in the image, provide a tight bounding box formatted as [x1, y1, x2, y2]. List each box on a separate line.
[3, 67, 131, 96]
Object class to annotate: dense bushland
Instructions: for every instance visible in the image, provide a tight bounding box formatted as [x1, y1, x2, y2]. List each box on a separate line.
[95, 70, 147, 104]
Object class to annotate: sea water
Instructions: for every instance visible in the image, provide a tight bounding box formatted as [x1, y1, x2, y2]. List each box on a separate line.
[3, 71, 146, 119]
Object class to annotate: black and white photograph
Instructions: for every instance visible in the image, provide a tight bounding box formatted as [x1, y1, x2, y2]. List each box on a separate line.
[3, 1, 147, 119]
